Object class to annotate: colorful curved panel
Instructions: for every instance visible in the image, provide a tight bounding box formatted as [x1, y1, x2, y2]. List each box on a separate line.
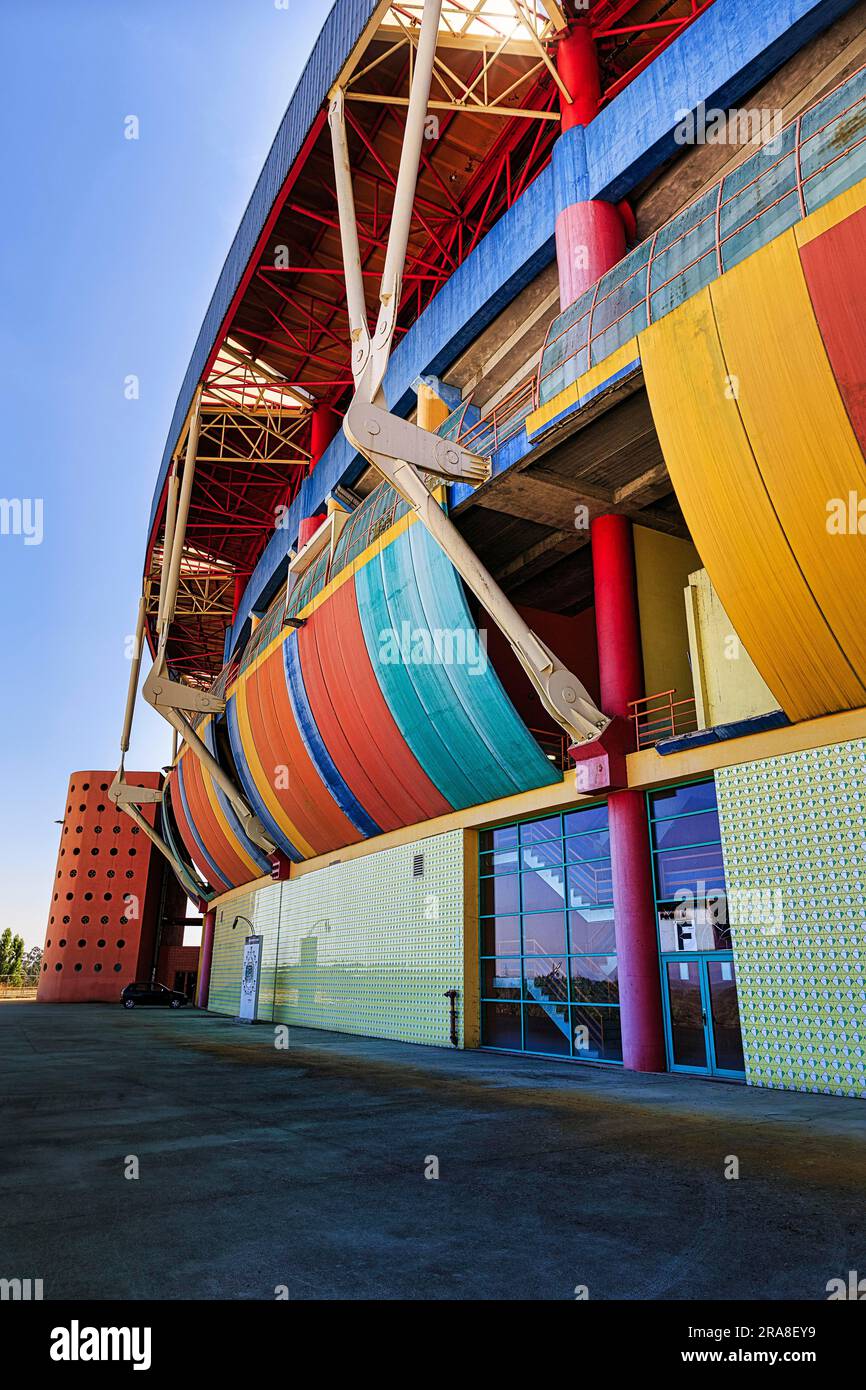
[172, 509, 562, 891]
[168, 732, 269, 893]
[640, 185, 866, 724]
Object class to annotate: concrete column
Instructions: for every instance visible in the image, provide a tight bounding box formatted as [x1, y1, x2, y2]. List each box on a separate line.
[196, 909, 216, 1009]
[553, 23, 626, 309]
[591, 513, 666, 1072]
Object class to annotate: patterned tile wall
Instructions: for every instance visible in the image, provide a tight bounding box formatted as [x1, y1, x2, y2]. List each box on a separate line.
[715, 740, 866, 1098]
[208, 830, 465, 1046]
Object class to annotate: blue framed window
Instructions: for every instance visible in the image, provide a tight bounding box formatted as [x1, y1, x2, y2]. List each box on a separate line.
[479, 803, 621, 1064]
[648, 780, 730, 955]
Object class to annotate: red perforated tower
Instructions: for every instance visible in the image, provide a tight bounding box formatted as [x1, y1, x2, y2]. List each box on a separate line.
[39, 772, 166, 1002]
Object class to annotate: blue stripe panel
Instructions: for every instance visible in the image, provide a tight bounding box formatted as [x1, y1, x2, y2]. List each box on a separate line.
[175, 758, 229, 890]
[283, 633, 382, 838]
[405, 522, 559, 796]
[225, 692, 303, 863]
[202, 721, 271, 875]
[160, 786, 210, 902]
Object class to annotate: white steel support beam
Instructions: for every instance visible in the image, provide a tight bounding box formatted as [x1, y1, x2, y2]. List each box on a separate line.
[140, 384, 275, 854]
[329, 0, 609, 747]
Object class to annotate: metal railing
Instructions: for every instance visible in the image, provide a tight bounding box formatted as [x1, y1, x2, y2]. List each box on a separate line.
[529, 726, 570, 771]
[629, 689, 698, 749]
[440, 64, 866, 447]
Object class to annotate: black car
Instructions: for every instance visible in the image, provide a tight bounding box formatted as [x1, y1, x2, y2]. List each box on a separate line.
[121, 982, 189, 1010]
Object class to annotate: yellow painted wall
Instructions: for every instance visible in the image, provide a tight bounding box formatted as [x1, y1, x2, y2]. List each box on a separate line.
[685, 568, 779, 728]
[633, 525, 700, 702]
[208, 828, 469, 1048]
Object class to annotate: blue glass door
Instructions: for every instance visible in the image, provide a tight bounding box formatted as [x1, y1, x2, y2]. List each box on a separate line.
[663, 954, 744, 1079]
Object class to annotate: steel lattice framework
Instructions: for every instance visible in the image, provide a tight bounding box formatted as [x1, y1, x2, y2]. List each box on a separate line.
[147, 0, 716, 684]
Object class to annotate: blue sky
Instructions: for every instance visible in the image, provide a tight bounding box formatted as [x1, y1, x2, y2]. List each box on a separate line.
[0, 0, 334, 946]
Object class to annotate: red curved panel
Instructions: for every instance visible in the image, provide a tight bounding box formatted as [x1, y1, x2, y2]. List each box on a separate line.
[243, 651, 330, 854]
[181, 754, 250, 888]
[799, 203, 866, 452]
[303, 579, 451, 827]
[261, 642, 363, 851]
[248, 646, 359, 853]
[171, 766, 229, 895]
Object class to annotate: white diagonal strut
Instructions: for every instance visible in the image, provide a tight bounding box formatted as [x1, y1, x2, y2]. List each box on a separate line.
[328, 0, 609, 746]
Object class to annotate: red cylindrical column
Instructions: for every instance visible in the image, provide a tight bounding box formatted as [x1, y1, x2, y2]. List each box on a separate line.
[557, 21, 601, 130]
[554, 23, 627, 308]
[555, 201, 627, 311]
[591, 513, 644, 718]
[310, 403, 341, 467]
[608, 790, 667, 1072]
[592, 513, 665, 1071]
[231, 574, 246, 623]
[196, 909, 216, 1009]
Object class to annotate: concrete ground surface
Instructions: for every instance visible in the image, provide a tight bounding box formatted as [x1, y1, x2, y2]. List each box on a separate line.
[1, 1002, 864, 1301]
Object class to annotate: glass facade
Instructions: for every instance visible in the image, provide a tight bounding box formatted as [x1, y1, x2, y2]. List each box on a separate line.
[479, 804, 622, 1063]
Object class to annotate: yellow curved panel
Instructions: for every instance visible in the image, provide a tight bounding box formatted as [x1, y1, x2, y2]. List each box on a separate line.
[234, 680, 316, 859]
[198, 762, 262, 882]
[710, 231, 866, 686]
[639, 288, 865, 721]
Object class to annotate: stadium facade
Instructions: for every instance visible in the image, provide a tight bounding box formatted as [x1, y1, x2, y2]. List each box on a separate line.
[43, 0, 866, 1099]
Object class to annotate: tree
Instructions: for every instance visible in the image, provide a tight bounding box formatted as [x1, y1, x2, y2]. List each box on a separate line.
[0, 928, 12, 982]
[22, 946, 43, 983]
[8, 936, 25, 985]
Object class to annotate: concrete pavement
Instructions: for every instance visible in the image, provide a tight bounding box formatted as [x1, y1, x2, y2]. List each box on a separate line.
[1, 1002, 864, 1300]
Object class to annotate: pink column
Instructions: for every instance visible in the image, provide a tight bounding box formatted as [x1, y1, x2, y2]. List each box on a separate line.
[196, 909, 216, 1009]
[592, 513, 666, 1072]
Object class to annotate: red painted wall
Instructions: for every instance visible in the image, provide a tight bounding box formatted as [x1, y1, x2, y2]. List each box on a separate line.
[157, 945, 200, 994]
[39, 772, 165, 1003]
[479, 602, 600, 738]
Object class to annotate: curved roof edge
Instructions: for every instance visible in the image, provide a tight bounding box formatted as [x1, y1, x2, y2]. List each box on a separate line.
[146, 0, 380, 545]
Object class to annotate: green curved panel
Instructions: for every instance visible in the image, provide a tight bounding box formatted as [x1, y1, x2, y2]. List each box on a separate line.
[356, 523, 558, 809]
[356, 534, 477, 807]
[405, 522, 559, 796]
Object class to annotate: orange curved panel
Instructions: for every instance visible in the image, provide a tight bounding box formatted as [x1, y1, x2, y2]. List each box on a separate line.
[260, 641, 362, 851]
[251, 646, 359, 854]
[709, 230, 866, 689]
[298, 583, 449, 832]
[171, 764, 229, 895]
[181, 753, 250, 889]
[311, 580, 451, 825]
[243, 652, 330, 856]
[640, 287, 866, 721]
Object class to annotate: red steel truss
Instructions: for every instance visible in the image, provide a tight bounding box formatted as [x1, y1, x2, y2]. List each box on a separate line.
[148, 0, 717, 683]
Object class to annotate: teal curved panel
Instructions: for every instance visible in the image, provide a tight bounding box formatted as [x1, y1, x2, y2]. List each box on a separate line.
[356, 522, 559, 809]
[405, 522, 559, 796]
[356, 537, 478, 807]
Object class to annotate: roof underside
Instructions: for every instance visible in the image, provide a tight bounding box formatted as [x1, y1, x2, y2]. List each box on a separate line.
[149, 0, 715, 685]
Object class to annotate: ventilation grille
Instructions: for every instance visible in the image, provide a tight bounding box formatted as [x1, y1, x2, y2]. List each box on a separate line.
[412, 853, 425, 878]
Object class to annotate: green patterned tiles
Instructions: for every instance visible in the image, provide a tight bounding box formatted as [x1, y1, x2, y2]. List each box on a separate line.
[209, 829, 465, 1046]
[715, 740, 866, 1099]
